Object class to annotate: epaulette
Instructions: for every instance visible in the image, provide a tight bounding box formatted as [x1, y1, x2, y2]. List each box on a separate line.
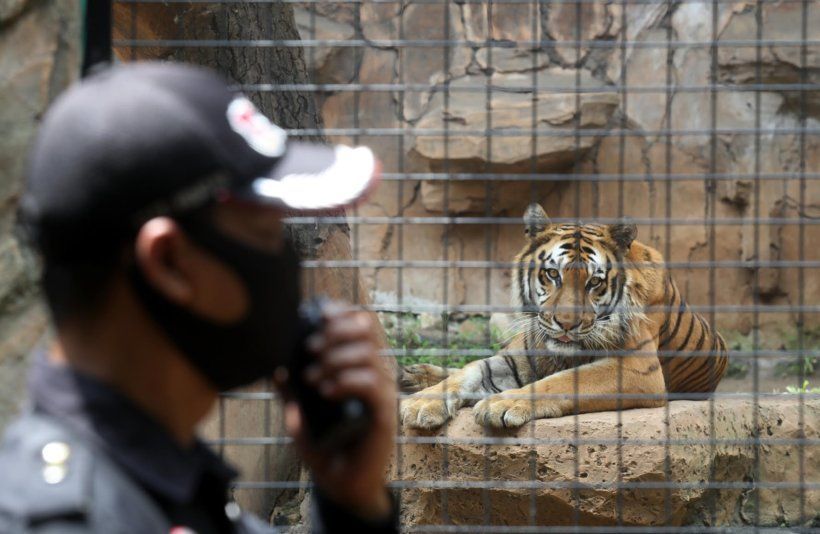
[0, 412, 94, 528]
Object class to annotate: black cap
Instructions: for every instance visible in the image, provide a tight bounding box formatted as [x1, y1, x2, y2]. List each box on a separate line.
[21, 62, 378, 259]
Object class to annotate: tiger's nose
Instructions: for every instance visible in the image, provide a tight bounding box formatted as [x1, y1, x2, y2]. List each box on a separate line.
[553, 316, 582, 332]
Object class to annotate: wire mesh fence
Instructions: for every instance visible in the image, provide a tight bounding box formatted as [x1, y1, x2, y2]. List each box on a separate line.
[113, 0, 817, 530]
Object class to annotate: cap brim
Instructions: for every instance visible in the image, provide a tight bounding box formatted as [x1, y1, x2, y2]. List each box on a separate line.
[239, 143, 379, 212]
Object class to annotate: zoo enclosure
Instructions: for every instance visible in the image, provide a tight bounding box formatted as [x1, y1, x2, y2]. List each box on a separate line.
[112, 0, 818, 530]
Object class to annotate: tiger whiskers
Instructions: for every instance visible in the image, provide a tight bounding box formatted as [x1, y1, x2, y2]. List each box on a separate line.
[505, 297, 648, 355]
[503, 314, 540, 345]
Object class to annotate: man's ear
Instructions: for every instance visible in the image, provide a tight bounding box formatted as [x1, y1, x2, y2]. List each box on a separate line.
[609, 221, 638, 251]
[134, 218, 193, 305]
[523, 203, 550, 239]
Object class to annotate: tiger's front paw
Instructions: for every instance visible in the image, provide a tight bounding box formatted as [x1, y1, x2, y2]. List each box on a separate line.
[400, 390, 459, 430]
[473, 397, 533, 429]
[473, 395, 563, 429]
[399, 363, 451, 393]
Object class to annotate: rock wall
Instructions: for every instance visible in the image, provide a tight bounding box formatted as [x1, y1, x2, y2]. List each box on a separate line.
[0, 0, 80, 431]
[297, 0, 819, 337]
[396, 399, 819, 528]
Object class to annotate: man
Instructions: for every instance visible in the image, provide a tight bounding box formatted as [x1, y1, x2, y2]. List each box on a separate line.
[0, 62, 397, 533]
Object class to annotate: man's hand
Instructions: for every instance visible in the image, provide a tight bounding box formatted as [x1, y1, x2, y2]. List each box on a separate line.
[279, 302, 396, 521]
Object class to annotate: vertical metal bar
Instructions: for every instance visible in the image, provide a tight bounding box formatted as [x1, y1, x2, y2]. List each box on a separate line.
[481, 0, 495, 527]
[707, 0, 720, 524]
[797, 0, 809, 523]
[263, 376, 271, 497]
[615, 0, 627, 525]
[441, 0, 452, 525]
[395, 0, 407, 525]
[82, 0, 112, 76]
[752, 0, 764, 526]
[219, 395, 226, 459]
[129, 0, 137, 61]
[528, 0, 541, 527]
[662, 0, 675, 525]
[352, 1, 363, 307]
[571, 0, 584, 526]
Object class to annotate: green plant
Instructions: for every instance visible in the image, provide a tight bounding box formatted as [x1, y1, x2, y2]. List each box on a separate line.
[785, 380, 820, 394]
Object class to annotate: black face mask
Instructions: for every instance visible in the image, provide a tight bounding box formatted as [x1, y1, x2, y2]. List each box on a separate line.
[130, 212, 301, 391]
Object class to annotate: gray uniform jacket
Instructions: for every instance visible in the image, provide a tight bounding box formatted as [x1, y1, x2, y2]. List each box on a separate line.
[0, 411, 275, 533]
[0, 354, 398, 533]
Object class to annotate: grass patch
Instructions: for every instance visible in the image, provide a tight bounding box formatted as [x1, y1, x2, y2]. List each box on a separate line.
[387, 314, 507, 369]
[720, 326, 820, 379]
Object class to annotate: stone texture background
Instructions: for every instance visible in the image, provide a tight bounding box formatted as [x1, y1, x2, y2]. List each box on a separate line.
[296, 0, 819, 340]
[0, 0, 80, 432]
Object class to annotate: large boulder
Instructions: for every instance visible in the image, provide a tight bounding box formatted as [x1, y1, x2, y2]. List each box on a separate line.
[396, 398, 819, 528]
[410, 69, 619, 172]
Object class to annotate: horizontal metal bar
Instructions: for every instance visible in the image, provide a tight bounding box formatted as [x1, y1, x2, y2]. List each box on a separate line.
[235, 82, 820, 95]
[287, 216, 820, 226]
[114, 0, 808, 6]
[401, 527, 820, 534]
[218, 390, 820, 401]
[397, 392, 820, 401]
[394, 436, 819, 447]
[374, 171, 820, 182]
[387, 480, 820, 490]
[208, 436, 294, 446]
[276, 126, 820, 137]
[219, 391, 279, 400]
[114, 38, 820, 49]
[301, 259, 820, 269]
[363, 304, 820, 314]
[206, 436, 818, 448]
[228, 480, 820, 491]
[9, 117, 808, 140]
[383, 349, 820, 359]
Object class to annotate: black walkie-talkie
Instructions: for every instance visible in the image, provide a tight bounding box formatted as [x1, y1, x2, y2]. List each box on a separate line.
[287, 298, 371, 451]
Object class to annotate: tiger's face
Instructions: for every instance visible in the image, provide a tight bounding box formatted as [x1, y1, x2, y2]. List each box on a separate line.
[513, 204, 638, 353]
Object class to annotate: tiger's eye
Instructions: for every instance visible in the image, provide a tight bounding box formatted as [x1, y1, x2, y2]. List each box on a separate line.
[547, 268, 560, 279]
[588, 277, 602, 288]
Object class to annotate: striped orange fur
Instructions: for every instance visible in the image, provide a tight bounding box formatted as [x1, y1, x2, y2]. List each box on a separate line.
[400, 203, 728, 429]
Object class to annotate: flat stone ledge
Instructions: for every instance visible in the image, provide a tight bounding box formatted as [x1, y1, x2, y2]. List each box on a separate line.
[395, 398, 819, 528]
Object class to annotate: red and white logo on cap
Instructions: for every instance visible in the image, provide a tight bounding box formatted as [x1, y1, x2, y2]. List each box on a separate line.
[227, 97, 286, 158]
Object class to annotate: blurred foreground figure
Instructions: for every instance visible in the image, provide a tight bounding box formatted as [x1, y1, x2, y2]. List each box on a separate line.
[0, 62, 397, 533]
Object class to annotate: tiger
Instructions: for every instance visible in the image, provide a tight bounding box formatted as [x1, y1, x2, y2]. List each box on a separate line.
[400, 203, 728, 429]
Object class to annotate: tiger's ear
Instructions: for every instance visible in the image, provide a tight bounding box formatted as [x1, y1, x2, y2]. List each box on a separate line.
[609, 221, 637, 250]
[523, 203, 550, 239]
